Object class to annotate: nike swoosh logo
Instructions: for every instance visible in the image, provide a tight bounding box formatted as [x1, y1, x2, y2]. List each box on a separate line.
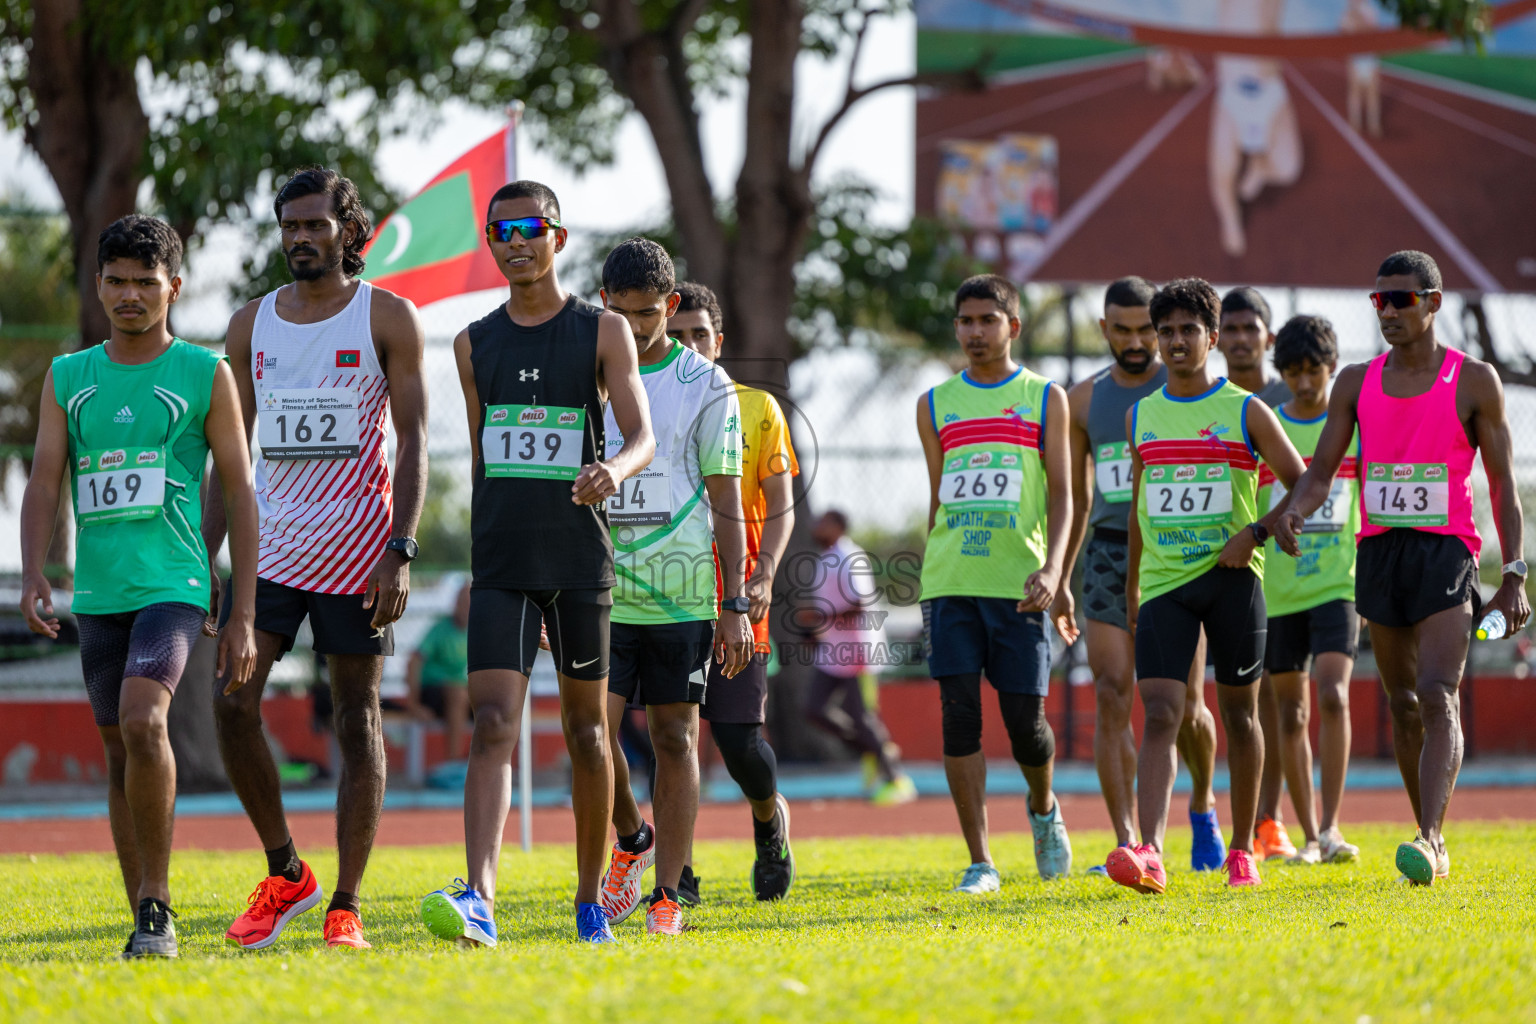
[1237, 659, 1262, 677]
[572, 656, 599, 669]
[1442, 367, 1455, 384]
[1446, 582, 1462, 595]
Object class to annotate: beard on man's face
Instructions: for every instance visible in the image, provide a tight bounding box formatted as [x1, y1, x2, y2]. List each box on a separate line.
[286, 244, 343, 282]
[1114, 347, 1152, 373]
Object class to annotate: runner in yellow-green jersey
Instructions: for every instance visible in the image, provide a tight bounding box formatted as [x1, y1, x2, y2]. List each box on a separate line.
[1108, 278, 1306, 895]
[917, 274, 1075, 893]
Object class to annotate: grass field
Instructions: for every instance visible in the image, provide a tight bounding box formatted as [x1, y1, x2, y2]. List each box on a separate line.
[3, 824, 1535, 1022]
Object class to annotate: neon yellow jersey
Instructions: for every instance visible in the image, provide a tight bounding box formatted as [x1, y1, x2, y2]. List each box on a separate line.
[1132, 378, 1261, 603]
[920, 367, 1051, 601]
[1258, 410, 1360, 618]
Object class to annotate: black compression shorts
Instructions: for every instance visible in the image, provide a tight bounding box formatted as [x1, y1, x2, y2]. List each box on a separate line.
[1137, 566, 1265, 686]
[467, 587, 612, 681]
[77, 602, 206, 726]
[1266, 599, 1360, 674]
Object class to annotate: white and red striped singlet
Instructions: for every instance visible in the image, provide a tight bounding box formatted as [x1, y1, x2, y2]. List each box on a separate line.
[251, 282, 392, 594]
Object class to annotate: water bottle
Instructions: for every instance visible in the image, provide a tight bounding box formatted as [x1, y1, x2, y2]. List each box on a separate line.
[1476, 610, 1507, 641]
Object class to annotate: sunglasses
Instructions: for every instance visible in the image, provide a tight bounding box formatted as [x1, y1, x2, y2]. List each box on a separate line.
[1369, 289, 1438, 311]
[485, 217, 561, 243]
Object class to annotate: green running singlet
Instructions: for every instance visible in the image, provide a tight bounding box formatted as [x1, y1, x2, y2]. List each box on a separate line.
[1132, 378, 1261, 603]
[1258, 410, 1360, 618]
[53, 340, 224, 614]
[920, 366, 1051, 601]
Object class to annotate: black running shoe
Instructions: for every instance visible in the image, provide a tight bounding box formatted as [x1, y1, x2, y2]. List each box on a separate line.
[677, 865, 702, 906]
[752, 793, 795, 901]
[124, 898, 178, 959]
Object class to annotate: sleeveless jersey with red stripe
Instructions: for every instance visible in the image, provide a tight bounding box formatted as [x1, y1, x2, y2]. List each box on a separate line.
[250, 282, 392, 594]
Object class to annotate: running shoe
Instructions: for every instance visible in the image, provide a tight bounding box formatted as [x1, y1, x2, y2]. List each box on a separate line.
[576, 902, 616, 943]
[1396, 831, 1448, 885]
[323, 909, 371, 949]
[598, 829, 656, 924]
[953, 862, 1000, 894]
[1223, 848, 1263, 887]
[123, 898, 178, 959]
[1106, 843, 1166, 894]
[420, 878, 498, 947]
[646, 892, 684, 936]
[1319, 828, 1359, 864]
[677, 865, 702, 907]
[1189, 809, 1227, 871]
[225, 859, 325, 950]
[1288, 840, 1322, 865]
[1029, 799, 1073, 880]
[752, 793, 795, 902]
[871, 774, 918, 806]
[1255, 817, 1297, 861]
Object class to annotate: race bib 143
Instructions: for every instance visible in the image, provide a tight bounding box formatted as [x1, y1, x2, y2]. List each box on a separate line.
[1363, 463, 1449, 527]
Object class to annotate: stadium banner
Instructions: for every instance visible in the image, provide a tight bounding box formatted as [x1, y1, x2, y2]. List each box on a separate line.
[915, 0, 1536, 290]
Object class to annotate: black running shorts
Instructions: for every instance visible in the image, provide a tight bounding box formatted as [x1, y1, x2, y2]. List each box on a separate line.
[1355, 530, 1480, 629]
[1265, 599, 1360, 674]
[1136, 566, 1265, 686]
[467, 587, 612, 681]
[77, 603, 206, 726]
[220, 577, 395, 660]
[700, 653, 769, 724]
[609, 620, 713, 706]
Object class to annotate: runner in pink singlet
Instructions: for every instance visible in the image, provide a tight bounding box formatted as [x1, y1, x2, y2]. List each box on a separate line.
[1274, 250, 1528, 887]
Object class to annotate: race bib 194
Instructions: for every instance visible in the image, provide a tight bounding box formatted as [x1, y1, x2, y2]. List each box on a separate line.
[1095, 442, 1133, 504]
[940, 447, 1024, 513]
[1269, 478, 1349, 533]
[258, 387, 361, 460]
[1363, 463, 1449, 527]
[606, 456, 675, 526]
[76, 446, 166, 526]
[483, 404, 584, 480]
[1145, 463, 1233, 528]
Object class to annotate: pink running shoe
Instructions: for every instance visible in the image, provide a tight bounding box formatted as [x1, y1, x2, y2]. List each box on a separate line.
[1106, 843, 1166, 894]
[1223, 848, 1263, 887]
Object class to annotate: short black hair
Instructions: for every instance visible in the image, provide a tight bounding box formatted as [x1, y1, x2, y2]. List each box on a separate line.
[1377, 249, 1442, 290]
[273, 167, 373, 277]
[1150, 278, 1221, 332]
[1104, 275, 1156, 312]
[97, 215, 183, 277]
[1220, 286, 1272, 328]
[486, 179, 561, 222]
[954, 274, 1020, 318]
[820, 509, 849, 532]
[602, 237, 676, 297]
[675, 281, 722, 335]
[1273, 315, 1338, 372]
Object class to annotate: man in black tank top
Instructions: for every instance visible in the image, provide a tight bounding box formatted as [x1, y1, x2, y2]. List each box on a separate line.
[1055, 277, 1224, 875]
[420, 181, 655, 947]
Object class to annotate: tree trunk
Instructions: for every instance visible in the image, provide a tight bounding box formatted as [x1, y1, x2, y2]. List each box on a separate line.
[24, 0, 149, 353]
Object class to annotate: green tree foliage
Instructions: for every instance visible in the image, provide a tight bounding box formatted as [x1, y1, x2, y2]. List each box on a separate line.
[0, 205, 76, 490]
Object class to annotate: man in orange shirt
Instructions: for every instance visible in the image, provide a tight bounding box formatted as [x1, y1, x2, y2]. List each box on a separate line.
[669, 281, 799, 902]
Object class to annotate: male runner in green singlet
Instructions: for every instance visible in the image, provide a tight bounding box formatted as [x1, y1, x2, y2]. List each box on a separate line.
[20, 215, 259, 957]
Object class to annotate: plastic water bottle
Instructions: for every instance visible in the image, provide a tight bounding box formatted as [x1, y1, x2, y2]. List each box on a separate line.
[1476, 610, 1507, 641]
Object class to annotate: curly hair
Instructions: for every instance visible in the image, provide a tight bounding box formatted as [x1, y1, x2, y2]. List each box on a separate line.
[1377, 249, 1442, 290]
[97, 215, 183, 277]
[602, 237, 676, 297]
[1150, 278, 1221, 332]
[674, 281, 723, 335]
[273, 167, 374, 277]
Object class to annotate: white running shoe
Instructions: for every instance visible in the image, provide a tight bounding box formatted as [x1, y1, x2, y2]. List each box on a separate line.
[599, 830, 656, 924]
[1030, 799, 1073, 880]
[1288, 840, 1322, 865]
[953, 862, 1000, 894]
[1320, 828, 1360, 863]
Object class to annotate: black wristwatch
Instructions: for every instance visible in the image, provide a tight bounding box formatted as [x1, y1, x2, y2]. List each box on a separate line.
[385, 537, 420, 561]
[1249, 522, 1269, 545]
[721, 596, 751, 614]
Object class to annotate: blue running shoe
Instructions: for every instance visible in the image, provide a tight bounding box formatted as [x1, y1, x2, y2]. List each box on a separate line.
[1190, 809, 1227, 872]
[576, 902, 616, 944]
[421, 879, 498, 947]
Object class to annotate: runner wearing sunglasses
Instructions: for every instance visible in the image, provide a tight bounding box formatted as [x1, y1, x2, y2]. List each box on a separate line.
[1274, 250, 1529, 885]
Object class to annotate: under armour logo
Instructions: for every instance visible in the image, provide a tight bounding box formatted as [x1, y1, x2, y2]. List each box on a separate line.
[520, 368, 540, 381]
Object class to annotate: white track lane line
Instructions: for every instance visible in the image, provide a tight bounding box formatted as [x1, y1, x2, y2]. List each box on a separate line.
[1385, 85, 1536, 161]
[1285, 64, 1504, 293]
[918, 66, 1145, 152]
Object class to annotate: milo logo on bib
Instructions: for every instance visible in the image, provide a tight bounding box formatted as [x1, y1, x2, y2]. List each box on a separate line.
[558, 411, 580, 426]
[136, 451, 160, 465]
[97, 449, 127, 470]
[519, 407, 548, 425]
[77, 456, 90, 471]
[1174, 466, 1197, 482]
[969, 452, 992, 469]
[489, 408, 510, 424]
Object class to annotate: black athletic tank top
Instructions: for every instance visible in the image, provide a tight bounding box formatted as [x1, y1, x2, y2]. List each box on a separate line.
[468, 295, 614, 589]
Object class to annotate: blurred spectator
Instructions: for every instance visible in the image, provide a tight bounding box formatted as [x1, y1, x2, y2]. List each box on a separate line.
[404, 582, 471, 761]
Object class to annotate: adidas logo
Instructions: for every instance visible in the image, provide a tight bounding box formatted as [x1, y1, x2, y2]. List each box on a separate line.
[113, 406, 135, 424]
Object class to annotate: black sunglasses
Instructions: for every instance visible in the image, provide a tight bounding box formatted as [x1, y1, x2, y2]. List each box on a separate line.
[1369, 289, 1438, 311]
[485, 217, 561, 243]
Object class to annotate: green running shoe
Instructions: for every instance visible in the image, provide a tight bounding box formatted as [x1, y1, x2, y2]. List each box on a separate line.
[1396, 831, 1437, 885]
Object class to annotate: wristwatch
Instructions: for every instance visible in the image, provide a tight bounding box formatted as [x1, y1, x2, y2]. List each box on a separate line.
[1502, 559, 1528, 578]
[1249, 522, 1270, 545]
[385, 537, 420, 561]
[721, 596, 751, 614]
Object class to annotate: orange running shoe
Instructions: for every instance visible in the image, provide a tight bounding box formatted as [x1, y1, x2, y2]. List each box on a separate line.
[323, 909, 371, 949]
[645, 894, 684, 936]
[225, 860, 324, 950]
[1223, 848, 1262, 887]
[1254, 817, 1296, 862]
[1105, 843, 1166, 894]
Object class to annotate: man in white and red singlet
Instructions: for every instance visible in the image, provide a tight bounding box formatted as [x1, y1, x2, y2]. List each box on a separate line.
[1276, 250, 1529, 886]
[203, 168, 428, 948]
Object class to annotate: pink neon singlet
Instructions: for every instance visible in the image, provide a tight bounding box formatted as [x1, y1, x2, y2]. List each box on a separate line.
[1356, 347, 1480, 561]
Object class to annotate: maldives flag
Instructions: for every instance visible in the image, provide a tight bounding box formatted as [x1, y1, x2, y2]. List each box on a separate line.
[360, 126, 511, 307]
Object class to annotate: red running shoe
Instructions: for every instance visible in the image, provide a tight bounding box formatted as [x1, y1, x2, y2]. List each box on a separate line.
[1105, 843, 1166, 894]
[1223, 848, 1263, 887]
[323, 909, 371, 949]
[225, 860, 325, 950]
